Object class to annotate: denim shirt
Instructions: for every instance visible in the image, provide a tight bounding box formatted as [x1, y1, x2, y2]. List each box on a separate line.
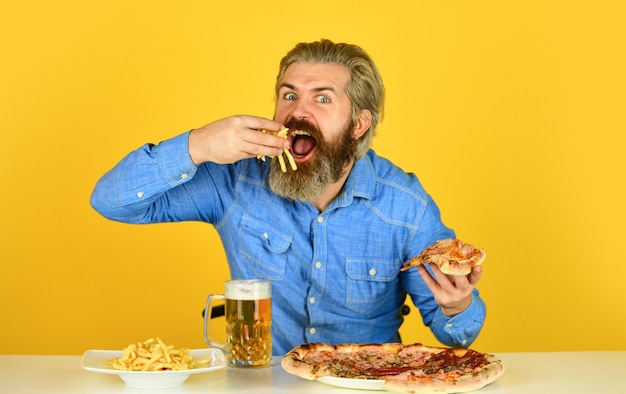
[91, 131, 486, 355]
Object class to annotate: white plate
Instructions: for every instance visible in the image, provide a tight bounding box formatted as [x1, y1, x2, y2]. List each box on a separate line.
[318, 376, 385, 391]
[81, 348, 226, 389]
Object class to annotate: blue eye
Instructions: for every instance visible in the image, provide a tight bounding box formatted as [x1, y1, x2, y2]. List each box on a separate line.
[317, 96, 330, 103]
[284, 93, 296, 100]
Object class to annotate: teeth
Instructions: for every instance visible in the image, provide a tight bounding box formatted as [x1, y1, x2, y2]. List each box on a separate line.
[291, 130, 310, 137]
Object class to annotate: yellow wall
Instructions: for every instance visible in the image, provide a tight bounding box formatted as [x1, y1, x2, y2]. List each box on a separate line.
[1, 1, 625, 354]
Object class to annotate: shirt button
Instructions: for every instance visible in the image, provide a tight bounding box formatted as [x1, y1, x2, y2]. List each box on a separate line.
[315, 262, 322, 269]
[317, 216, 324, 223]
[309, 328, 316, 334]
[263, 232, 269, 239]
[181, 173, 188, 179]
[445, 323, 454, 328]
[309, 297, 315, 304]
[137, 192, 144, 198]
[369, 268, 377, 276]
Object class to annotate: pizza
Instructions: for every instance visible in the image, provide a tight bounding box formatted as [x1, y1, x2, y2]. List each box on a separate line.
[281, 342, 504, 393]
[401, 238, 486, 276]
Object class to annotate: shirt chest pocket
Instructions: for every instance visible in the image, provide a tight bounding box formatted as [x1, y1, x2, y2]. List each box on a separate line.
[345, 258, 399, 314]
[238, 215, 292, 280]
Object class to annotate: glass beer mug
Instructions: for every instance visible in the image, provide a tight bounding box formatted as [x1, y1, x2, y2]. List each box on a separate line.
[204, 279, 272, 367]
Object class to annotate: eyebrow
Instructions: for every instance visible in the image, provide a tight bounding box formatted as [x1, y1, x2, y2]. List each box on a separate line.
[279, 82, 338, 95]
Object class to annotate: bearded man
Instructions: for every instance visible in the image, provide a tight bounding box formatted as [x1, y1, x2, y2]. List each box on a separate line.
[91, 39, 486, 356]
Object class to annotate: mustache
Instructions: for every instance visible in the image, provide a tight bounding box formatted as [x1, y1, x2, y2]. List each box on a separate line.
[284, 118, 321, 138]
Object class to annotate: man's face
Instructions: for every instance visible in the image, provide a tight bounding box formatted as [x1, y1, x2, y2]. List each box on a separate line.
[269, 62, 358, 201]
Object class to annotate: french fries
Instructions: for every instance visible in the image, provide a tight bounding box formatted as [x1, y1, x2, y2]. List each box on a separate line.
[101, 337, 211, 371]
[257, 128, 298, 172]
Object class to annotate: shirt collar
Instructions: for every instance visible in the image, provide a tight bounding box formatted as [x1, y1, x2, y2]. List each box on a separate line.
[333, 150, 375, 208]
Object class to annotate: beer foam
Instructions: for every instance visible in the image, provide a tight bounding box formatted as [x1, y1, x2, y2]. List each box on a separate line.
[226, 279, 271, 300]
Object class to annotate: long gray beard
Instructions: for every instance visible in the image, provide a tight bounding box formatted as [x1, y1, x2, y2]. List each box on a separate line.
[267, 126, 357, 202]
[268, 157, 337, 201]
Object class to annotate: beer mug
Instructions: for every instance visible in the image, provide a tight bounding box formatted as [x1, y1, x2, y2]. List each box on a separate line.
[204, 279, 272, 367]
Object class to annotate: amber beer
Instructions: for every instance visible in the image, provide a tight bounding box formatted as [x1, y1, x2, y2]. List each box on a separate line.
[225, 296, 272, 367]
[204, 279, 272, 368]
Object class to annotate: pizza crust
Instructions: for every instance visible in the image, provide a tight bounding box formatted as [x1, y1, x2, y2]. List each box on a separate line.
[281, 343, 336, 380]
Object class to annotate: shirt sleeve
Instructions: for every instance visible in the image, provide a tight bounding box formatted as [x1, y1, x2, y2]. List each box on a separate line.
[428, 291, 486, 347]
[401, 185, 486, 348]
[404, 264, 486, 348]
[90, 131, 197, 222]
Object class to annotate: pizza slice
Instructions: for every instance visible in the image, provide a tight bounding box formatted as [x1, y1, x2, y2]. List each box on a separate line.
[401, 238, 486, 276]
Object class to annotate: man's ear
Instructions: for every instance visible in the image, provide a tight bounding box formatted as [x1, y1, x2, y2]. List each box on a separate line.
[353, 109, 372, 140]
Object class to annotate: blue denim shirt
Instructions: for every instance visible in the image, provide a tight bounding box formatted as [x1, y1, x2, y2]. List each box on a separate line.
[91, 131, 486, 355]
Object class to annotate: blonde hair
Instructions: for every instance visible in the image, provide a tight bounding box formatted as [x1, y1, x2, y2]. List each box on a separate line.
[275, 39, 385, 159]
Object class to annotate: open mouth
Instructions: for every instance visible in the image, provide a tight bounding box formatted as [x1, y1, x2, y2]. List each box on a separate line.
[289, 130, 317, 162]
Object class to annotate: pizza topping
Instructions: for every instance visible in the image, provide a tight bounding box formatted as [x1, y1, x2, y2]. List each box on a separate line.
[369, 366, 414, 376]
[316, 348, 405, 378]
[303, 350, 333, 365]
[292, 344, 491, 379]
[420, 349, 489, 375]
[397, 347, 430, 364]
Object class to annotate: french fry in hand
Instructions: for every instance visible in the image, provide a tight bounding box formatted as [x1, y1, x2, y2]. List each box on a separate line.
[256, 128, 298, 172]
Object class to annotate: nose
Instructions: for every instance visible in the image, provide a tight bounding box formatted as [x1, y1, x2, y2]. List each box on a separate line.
[291, 99, 311, 120]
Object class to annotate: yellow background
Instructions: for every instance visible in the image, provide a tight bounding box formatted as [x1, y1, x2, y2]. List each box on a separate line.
[1, 1, 625, 355]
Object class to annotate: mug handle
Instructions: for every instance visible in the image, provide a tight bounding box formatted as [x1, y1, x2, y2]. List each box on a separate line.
[203, 294, 227, 350]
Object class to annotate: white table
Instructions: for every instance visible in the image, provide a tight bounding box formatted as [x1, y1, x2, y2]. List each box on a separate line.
[0, 351, 624, 393]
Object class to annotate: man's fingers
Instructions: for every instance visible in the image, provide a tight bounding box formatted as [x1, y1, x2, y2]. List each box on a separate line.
[244, 127, 290, 152]
[467, 265, 482, 286]
[417, 264, 440, 290]
[234, 115, 284, 135]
